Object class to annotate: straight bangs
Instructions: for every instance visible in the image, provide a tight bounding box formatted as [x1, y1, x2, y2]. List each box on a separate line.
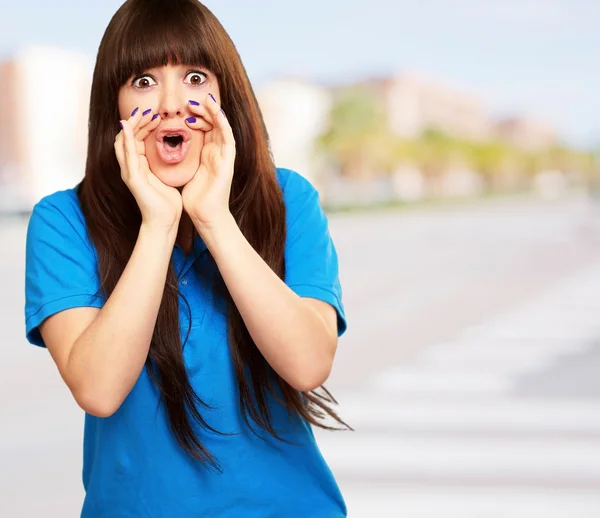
[108, 3, 222, 87]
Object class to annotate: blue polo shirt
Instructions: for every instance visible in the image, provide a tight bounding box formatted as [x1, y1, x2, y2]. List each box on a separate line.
[24, 167, 348, 517]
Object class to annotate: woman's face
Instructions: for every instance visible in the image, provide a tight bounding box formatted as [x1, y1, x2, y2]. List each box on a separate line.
[117, 63, 220, 188]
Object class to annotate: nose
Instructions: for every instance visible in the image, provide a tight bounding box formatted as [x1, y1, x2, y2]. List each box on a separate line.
[158, 81, 185, 119]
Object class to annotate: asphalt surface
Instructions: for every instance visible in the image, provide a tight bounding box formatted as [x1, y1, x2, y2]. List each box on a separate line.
[3, 194, 600, 517]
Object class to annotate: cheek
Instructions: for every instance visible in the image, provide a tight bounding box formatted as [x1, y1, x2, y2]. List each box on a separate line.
[117, 89, 154, 120]
[145, 140, 158, 163]
[188, 132, 205, 159]
[117, 92, 130, 120]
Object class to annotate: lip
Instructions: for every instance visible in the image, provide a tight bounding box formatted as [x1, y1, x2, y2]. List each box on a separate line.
[156, 127, 192, 143]
[155, 127, 192, 165]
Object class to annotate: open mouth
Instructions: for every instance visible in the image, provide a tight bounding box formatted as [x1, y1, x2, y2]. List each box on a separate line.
[156, 130, 191, 164]
[164, 135, 184, 148]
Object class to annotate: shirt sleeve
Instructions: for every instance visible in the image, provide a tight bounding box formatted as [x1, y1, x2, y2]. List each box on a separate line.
[283, 173, 348, 337]
[25, 196, 105, 348]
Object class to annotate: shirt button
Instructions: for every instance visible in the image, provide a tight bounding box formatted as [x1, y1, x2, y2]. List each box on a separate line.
[180, 278, 188, 286]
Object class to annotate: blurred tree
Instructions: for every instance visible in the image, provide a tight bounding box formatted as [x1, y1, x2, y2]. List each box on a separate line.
[315, 85, 598, 199]
[469, 142, 526, 192]
[316, 87, 396, 179]
[411, 129, 455, 197]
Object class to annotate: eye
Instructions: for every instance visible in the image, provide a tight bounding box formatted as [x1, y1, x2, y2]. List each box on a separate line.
[184, 70, 207, 86]
[132, 75, 157, 89]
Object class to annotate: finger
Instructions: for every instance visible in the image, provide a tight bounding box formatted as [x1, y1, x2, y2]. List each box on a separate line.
[126, 106, 144, 132]
[187, 99, 216, 131]
[132, 107, 155, 133]
[204, 126, 213, 146]
[136, 138, 145, 157]
[188, 99, 217, 123]
[204, 93, 235, 150]
[121, 119, 140, 182]
[135, 113, 161, 142]
[184, 115, 213, 132]
[114, 128, 127, 175]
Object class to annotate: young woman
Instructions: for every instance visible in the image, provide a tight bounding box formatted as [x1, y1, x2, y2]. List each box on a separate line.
[24, 0, 350, 516]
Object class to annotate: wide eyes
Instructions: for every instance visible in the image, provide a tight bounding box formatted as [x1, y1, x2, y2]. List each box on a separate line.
[132, 76, 157, 89]
[184, 71, 207, 86]
[132, 70, 207, 89]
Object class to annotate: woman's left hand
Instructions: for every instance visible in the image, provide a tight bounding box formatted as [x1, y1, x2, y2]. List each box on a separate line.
[182, 93, 236, 231]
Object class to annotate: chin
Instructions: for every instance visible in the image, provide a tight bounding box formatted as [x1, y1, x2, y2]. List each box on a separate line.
[148, 161, 198, 188]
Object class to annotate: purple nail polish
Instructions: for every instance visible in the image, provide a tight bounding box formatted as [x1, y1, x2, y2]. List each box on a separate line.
[151, 113, 159, 121]
[119, 121, 123, 129]
[186, 117, 197, 123]
[209, 93, 216, 103]
[142, 108, 152, 116]
[220, 108, 226, 117]
[189, 100, 200, 106]
[131, 107, 139, 116]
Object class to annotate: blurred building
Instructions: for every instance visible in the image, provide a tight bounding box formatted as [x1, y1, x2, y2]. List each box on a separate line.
[0, 45, 92, 212]
[254, 73, 563, 205]
[256, 78, 332, 190]
[0, 58, 25, 209]
[361, 74, 492, 141]
[494, 116, 558, 151]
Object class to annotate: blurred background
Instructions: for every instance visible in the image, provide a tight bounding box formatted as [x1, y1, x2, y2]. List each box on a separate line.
[1, 1, 600, 516]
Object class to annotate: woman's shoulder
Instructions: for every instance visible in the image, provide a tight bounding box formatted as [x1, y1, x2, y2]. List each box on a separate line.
[34, 185, 83, 215]
[275, 167, 318, 200]
[29, 185, 90, 245]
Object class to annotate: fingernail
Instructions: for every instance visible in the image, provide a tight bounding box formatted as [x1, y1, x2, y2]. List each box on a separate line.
[209, 93, 216, 103]
[131, 107, 139, 116]
[151, 113, 159, 121]
[142, 108, 152, 116]
[189, 100, 200, 106]
[220, 108, 226, 117]
[119, 121, 123, 129]
[186, 117, 197, 123]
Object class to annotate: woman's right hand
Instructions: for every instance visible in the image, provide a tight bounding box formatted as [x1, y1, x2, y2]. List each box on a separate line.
[114, 108, 183, 234]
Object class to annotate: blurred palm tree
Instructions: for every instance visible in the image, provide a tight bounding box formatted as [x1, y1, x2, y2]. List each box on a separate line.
[408, 129, 456, 197]
[316, 87, 396, 179]
[315, 86, 598, 198]
[467, 141, 520, 192]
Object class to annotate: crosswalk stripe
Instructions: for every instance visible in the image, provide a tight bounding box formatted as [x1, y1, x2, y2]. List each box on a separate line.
[372, 367, 513, 394]
[341, 487, 600, 518]
[316, 433, 600, 482]
[332, 395, 600, 434]
[320, 262, 600, 516]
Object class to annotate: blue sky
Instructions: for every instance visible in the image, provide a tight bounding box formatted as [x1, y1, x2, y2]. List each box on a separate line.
[0, 0, 597, 148]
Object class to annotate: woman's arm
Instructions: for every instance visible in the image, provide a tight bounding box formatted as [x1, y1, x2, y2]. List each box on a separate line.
[198, 214, 338, 393]
[40, 224, 177, 417]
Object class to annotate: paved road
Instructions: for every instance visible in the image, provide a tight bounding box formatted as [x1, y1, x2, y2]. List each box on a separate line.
[3, 195, 600, 517]
[317, 195, 600, 517]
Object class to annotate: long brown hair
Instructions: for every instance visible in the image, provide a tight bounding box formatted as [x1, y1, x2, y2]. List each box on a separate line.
[78, 0, 350, 470]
